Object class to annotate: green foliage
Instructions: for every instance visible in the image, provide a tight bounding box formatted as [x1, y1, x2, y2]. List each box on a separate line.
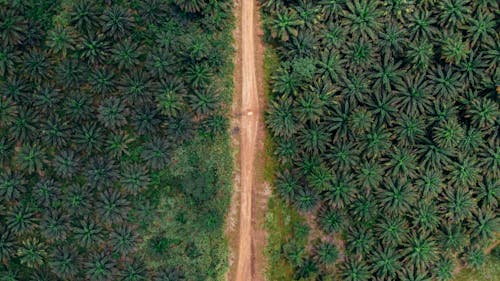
[261, 0, 500, 279]
[0, 0, 234, 279]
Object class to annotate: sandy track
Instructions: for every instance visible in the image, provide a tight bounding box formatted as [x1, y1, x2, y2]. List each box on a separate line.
[234, 0, 262, 280]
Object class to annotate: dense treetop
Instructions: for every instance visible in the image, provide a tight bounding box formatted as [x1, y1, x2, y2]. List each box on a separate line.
[0, 0, 234, 280]
[262, 0, 499, 280]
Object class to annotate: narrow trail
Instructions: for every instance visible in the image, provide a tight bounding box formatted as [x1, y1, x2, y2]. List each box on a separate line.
[232, 0, 266, 280]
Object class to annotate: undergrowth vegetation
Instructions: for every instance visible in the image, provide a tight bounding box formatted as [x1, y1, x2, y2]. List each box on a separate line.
[261, 0, 499, 280]
[0, 0, 233, 280]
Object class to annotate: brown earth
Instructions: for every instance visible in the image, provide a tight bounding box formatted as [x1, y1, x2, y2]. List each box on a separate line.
[226, 0, 268, 280]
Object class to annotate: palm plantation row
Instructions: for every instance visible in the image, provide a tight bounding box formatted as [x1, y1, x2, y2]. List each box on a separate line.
[262, 0, 499, 280]
[0, 0, 234, 280]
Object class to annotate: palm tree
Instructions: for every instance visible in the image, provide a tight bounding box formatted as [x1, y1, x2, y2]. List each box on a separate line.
[395, 74, 433, 115]
[15, 143, 46, 174]
[101, 5, 135, 39]
[297, 123, 331, 154]
[78, 33, 110, 65]
[323, 172, 357, 209]
[319, 22, 346, 49]
[20, 51, 50, 82]
[375, 215, 409, 246]
[96, 188, 130, 224]
[189, 87, 219, 116]
[459, 127, 485, 153]
[317, 205, 344, 234]
[136, 0, 168, 26]
[105, 132, 133, 159]
[476, 177, 498, 209]
[327, 141, 359, 171]
[350, 192, 377, 223]
[355, 160, 383, 189]
[33, 179, 60, 208]
[342, 0, 383, 41]
[52, 150, 80, 179]
[145, 47, 177, 78]
[345, 225, 374, 256]
[393, 114, 426, 146]
[41, 208, 69, 242]
[120, 164, 150, 195]
[68, 0, 101, 32]
[340, 257, 371, 281]
[463, 246, 486, 268]
[294, 258, 318, 280]
[468, 208, 498, 243]
[84, 251, 116, 281]
[0, 7, 28, 46]
[294, 187, 318, 212]
[49, 246, 79, 280]
[72, 217, 104, 249]
[369, 245, 402, 280]
[478, 140, 500, 178]
[428, 66, 461, 101]
[362, 125, 392, 158]
[85, 157, 118, 189]
[466, 97, 498, 130]
[398, 266, 432, 281]
[402, 232, 438, 272]
[73, 122, 104, 153]
[185, 63, 212, 89]
[433, 118, 464, 149]
[408, 9, 438, 41]
[109, 225, 138, 256]
[9, 106, 39, 143]
[348, 107, 373, 135]
[410, 201, 440, 232]
[441, 32, 471, 65]
[111, 38, 143, 71]
[365, 91, 398, 126]
[406, 39, 434, 71]
[313, 241, 339, 266]
[434, 256, 454, 281]
[344, 39, 377, 71]
[378, 24, 406, 56]
[173, 0, 208, 13]
[385, 147, 419, 179]
[0, 76, 30, 103]
[447, 155, 481, 187]
[41, 115, 70, 148]
[415, 169, 445, 199]
[46, 25, 76, 58]
[63, 183, 93, 217]
[156, 77, 186, 118]
[0, 136, 13, 167]
[376, 178, 417, 216]
[0, 46, 19, 76]
[268, 8, 303, 41]
[17, 238, 46, 269]
[154, 266, 185, 281]
[370, 55, 404, 92]
[97, 97, 129, 130]
[89, 67, 116, 95]
[118, 259, 147, 281]
[307, 164, 333, 192]
[0, 170, 26, 202]
[64, 92, 93, 121]
[437, 0, 471, 28]
[141, 137, 171, 171]
[442, 186, 475, 222]
[437, 223, 468, 253]
[293, 90, 325, 124]
[0, 226, 16, 264]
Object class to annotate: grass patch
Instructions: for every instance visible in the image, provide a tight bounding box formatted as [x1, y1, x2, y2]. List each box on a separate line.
[453, 255, 500, 281]
[265, 196, 309, 281]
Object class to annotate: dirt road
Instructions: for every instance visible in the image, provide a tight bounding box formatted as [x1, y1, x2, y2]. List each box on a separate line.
[234, 0, 263, 280]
